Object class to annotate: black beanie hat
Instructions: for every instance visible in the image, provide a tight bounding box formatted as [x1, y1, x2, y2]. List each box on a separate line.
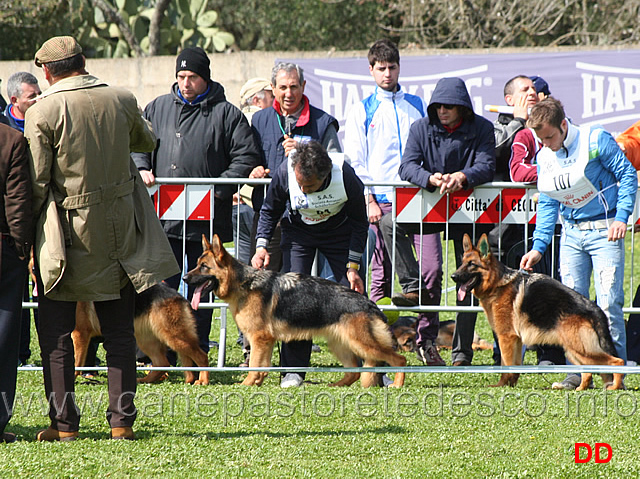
[176, 47, 210, 81]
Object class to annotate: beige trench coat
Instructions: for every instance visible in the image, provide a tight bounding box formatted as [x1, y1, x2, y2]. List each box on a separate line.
[25, 74, 179, 301]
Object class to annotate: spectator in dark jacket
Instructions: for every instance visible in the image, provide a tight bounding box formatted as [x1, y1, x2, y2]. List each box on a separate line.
[3, 72, 41, 133]
[2, 71, 42, 369]
[380, 76, 496, 366]
[132, 47, 260, 354]
[248, 62, 341, 273]
[0, 123, 33, 443]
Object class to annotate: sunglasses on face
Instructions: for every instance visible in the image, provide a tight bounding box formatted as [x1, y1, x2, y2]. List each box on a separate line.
[434, 103, 456, 110]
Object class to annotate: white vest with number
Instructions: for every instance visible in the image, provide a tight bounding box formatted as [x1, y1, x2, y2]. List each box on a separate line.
[536, 125, 599, 208]
[288, 152, 348, 225]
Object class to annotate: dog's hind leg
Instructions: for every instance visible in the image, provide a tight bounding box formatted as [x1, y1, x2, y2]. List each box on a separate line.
[342, 316, 406, 388]
[565, 348, 625, 390]
[166, 339, 210, 385]
[359, 359, 383, 388]
[188, 349, 210, 386]
[242, 331, 274, 386]
[136, 332, 170, 384]
[357, 346, 406, 388]
[327, 339, 360, 387]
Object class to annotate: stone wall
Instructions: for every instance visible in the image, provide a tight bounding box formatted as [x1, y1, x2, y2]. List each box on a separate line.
[0, 50, 368, 109]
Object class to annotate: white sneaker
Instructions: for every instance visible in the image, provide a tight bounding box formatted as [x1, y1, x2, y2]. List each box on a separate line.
[381, 374, 394, 387]
[280, 373, 304, 388]
[551, 374, 592, 390]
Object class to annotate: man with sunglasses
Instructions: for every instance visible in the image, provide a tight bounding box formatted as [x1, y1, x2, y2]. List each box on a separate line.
[380, 77, 495, 366]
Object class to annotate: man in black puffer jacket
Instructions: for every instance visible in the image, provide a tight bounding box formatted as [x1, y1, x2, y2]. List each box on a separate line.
[132, 47, 260, 355]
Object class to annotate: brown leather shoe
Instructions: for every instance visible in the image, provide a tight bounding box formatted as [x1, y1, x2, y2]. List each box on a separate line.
[452, 360, 472, 367]
[111, 427, 135, 440]
[36, 427, 78, 442]
[391, 289, 430, 306]
[0, 432, 17, 443]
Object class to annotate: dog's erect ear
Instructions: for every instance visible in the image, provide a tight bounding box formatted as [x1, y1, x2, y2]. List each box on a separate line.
[211, 234, 223, 255]
[202, 234, 212, 252]
[462, 233, 473, 252]
[477, 233, 491, 258]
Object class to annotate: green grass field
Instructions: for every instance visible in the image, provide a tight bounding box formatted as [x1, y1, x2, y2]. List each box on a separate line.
[2, 235, 640, 477]
[3, 312, 640, 478]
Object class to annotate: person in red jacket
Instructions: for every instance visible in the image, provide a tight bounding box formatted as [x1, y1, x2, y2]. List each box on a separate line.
[616, 119, 640, 366]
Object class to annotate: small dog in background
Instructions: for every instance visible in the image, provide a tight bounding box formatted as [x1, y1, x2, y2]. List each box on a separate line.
[390, 316, 417, 352]
[72, 282, 209, 385]
[435, 320, 493, 351]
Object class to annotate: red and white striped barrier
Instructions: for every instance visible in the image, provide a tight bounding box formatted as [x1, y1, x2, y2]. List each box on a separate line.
[147, 184, 212, 221]
[396, 186, 640, 225]
[395, 187, 539, 224]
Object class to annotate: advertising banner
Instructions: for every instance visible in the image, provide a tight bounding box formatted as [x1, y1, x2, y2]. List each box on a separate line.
[283, 50, 640, 140]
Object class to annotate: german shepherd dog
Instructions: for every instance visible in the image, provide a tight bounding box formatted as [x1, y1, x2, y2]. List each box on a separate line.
[436, 320, 493, 351]
[183, 235, 406, 388]
[72, 282, 210, 385]
[451, 233, 624, 390]
[390, 316, 417, 353]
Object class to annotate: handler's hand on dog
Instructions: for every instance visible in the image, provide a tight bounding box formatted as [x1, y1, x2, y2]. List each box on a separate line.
[608, 220, 627, 241]
[347, 269, 364, 294]
[251, 248, 270, 269]
[520, 250, 542, 271]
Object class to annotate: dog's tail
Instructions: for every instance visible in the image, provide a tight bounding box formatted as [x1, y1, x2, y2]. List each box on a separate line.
[592, 307, 620, 357]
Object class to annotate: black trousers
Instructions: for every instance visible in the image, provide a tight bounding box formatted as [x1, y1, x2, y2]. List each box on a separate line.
[278, 224, 351, 379]
[450, 226, 492, 364]
[627, 286, 640, 363]
[0, 238, 28, 434]
[37, 277, 137, 431]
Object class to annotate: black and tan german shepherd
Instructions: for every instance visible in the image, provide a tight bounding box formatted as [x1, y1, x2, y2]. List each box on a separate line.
[72, 282, 210, 385]
[183, 234, 406, 388]
[451, 233, 624, 390]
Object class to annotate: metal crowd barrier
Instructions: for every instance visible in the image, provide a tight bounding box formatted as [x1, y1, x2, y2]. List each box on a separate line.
[20, 177, 640, 371]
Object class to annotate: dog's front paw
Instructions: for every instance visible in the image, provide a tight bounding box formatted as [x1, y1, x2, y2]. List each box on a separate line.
[241, 372, 267, 386]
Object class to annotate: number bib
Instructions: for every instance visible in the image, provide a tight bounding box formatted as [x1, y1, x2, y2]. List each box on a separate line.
[288, 152, 348, 224]
[537, 126, 599, 208]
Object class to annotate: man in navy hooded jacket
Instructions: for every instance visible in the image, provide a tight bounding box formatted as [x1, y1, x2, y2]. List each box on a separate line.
[380, 77, 495, 366]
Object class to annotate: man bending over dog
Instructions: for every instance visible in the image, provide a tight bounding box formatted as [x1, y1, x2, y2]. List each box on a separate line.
[520, 97, 637, 390]
[251, 141, 369, 387]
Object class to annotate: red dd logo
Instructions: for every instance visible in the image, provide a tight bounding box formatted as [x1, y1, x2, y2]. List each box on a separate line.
[574, 442, 612, 463]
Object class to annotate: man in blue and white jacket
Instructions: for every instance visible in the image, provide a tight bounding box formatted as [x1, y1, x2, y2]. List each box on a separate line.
[521, 97, 637, 390]
[343, 39, 444, 366]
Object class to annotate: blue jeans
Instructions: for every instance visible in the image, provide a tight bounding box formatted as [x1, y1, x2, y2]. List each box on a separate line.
[560, 223, 627, 362]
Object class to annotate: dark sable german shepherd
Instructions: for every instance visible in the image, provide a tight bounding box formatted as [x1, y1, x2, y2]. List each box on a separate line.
[451, 233, 624, 390]
[183, 234, 406, 388]
[72, 283, 210, 385]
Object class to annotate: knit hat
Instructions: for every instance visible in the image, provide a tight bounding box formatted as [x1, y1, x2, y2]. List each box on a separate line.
[176, 47, 210, 81]
[529, 75, 551, 97]
[239, 77, 272, 104]
[34, 36, 82, 67]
